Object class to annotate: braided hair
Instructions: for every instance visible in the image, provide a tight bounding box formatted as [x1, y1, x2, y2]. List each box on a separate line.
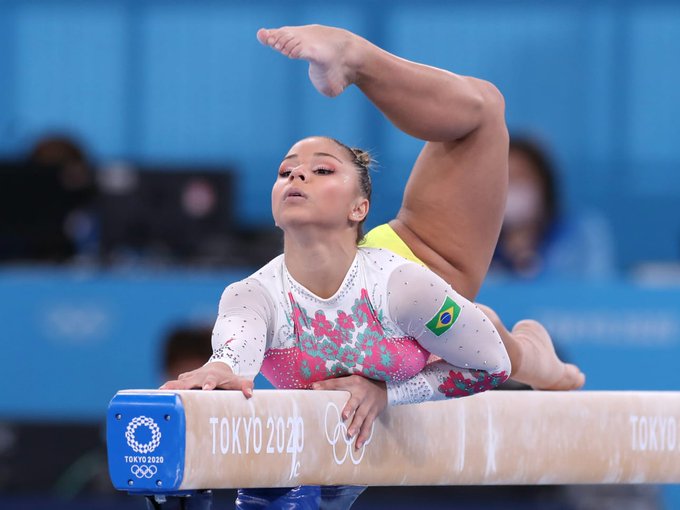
[326, 137, 373, 244]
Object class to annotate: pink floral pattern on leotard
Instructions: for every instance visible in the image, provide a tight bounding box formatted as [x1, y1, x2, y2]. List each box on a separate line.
[438, 369, 510, 398]
[260, 288, 430, 388]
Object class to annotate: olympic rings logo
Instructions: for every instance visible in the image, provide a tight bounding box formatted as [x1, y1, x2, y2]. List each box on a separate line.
[125, 416, 162, 454]
[130, 464, 158, 479]
[324, 402, 374, 465]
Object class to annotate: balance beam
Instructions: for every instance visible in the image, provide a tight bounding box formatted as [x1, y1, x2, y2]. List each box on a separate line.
[107, 389, 680, 493]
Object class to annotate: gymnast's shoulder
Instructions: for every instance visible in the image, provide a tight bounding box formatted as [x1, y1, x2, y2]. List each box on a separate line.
[357, 246, 429, 275]
[218, 254, 285, 306]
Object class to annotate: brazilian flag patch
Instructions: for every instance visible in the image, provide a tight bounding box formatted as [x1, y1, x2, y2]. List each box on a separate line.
[425, 296, 461, 336]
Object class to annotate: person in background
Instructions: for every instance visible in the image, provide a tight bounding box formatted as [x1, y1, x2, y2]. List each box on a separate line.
[27, 134, 99, 262]
[491, 136, 616, 280]
[163, 325, 215, 381]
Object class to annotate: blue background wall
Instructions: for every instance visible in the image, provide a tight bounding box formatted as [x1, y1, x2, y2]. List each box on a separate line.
[2, 269, 680, 420]
[1, 0, 679, 269]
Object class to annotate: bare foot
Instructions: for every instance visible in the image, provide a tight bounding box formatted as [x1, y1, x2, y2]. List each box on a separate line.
[476, 304, 585, 391]
[257, 25, 364, 97]
[510, 319, 586, 391]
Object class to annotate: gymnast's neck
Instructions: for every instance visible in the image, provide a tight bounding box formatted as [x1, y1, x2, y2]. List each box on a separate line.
[282, 227, 358, 299]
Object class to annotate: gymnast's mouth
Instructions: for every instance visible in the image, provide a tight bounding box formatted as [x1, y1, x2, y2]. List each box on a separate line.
[285, 188, 307, 200]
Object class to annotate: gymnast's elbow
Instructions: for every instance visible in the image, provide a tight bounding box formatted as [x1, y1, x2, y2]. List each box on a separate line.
[491, 342, 512, 384]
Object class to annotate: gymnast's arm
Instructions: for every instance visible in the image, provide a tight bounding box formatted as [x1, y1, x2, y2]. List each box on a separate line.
[160, 278, 271, 397]
[385, 263, 511, 405]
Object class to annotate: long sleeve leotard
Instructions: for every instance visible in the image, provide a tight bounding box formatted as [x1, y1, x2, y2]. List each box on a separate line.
[209, 248, 510, 405]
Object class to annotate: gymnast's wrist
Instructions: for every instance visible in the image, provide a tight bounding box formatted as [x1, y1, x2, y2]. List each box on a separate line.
[204, 358, 237, 375]
[385, 380, 415, 406]
[385, 381, 400, 406]
[386, 374, 434, 406]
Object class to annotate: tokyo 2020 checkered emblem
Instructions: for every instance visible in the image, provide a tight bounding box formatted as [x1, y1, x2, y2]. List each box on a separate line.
[125, 416, 162, 454]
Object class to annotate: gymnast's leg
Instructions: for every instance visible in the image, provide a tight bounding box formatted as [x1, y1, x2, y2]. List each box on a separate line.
[476, 304, 584, 390]
[258, 24, 584, 390]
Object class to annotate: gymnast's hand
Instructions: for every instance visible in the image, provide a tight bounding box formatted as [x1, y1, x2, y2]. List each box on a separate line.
[312, 375, 387, 449]
[160, 362, 254, 398]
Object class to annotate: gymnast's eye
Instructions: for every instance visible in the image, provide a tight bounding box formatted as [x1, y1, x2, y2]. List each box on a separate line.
[279, 169, 291, 178]
[314, 167, 334, 175]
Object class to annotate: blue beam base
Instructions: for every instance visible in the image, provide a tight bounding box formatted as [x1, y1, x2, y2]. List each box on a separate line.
[107, 391, 187, 494]
[144, 491, 213, 510]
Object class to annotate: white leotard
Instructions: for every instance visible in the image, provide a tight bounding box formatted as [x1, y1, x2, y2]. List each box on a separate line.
[209, 247, 510, 405]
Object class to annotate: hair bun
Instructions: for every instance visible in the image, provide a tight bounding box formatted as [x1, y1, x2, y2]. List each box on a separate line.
[351, 148, 372, 168]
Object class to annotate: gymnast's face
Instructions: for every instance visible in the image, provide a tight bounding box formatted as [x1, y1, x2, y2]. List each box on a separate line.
[271, 137, 368, 237]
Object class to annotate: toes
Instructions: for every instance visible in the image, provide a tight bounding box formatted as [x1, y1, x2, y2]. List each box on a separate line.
[558, 364, 584, 390]
[279, 33, 299, 55]
[566, 364, 586, 389]
[549, 364, 586, 391]
[258, 27, 302, 57]
[288, 42, 303, 59]
[257, 27, 282, 48]
[256, 28, 270, 45]
[512, 319, 547, 336]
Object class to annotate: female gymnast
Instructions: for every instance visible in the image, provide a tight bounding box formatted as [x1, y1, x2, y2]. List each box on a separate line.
[162, 24, 585, 509]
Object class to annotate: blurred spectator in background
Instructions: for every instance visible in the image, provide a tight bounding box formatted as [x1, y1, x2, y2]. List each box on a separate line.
[27, 134, 99, 262]
[491, 136, 616, 281]
[162, 325, 214, 380]
[0, 134, 98, 264]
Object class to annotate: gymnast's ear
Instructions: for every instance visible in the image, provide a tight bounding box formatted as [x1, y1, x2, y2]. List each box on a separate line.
[349, 197, 369, 222]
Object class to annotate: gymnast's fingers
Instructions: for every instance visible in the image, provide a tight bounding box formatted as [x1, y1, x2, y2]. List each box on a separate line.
[316, 374, 361, 391]
[201, 374, 217, 391]
[347, 404, 370, 439]
[356, 412, 377, 449]
[160, 374, 200, 390]
[311, 378, 342, 391]
[159, 379, 182, 390]
[341, 394, 362, 422]
[311, 376, 366, 419]
[240, 378, 254, 398]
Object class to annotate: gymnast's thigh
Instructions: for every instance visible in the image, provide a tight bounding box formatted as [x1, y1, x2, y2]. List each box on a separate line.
[390, 121, 508, 300]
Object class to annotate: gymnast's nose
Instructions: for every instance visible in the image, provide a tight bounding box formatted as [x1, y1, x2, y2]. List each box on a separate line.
[289, 166, 306, 181]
